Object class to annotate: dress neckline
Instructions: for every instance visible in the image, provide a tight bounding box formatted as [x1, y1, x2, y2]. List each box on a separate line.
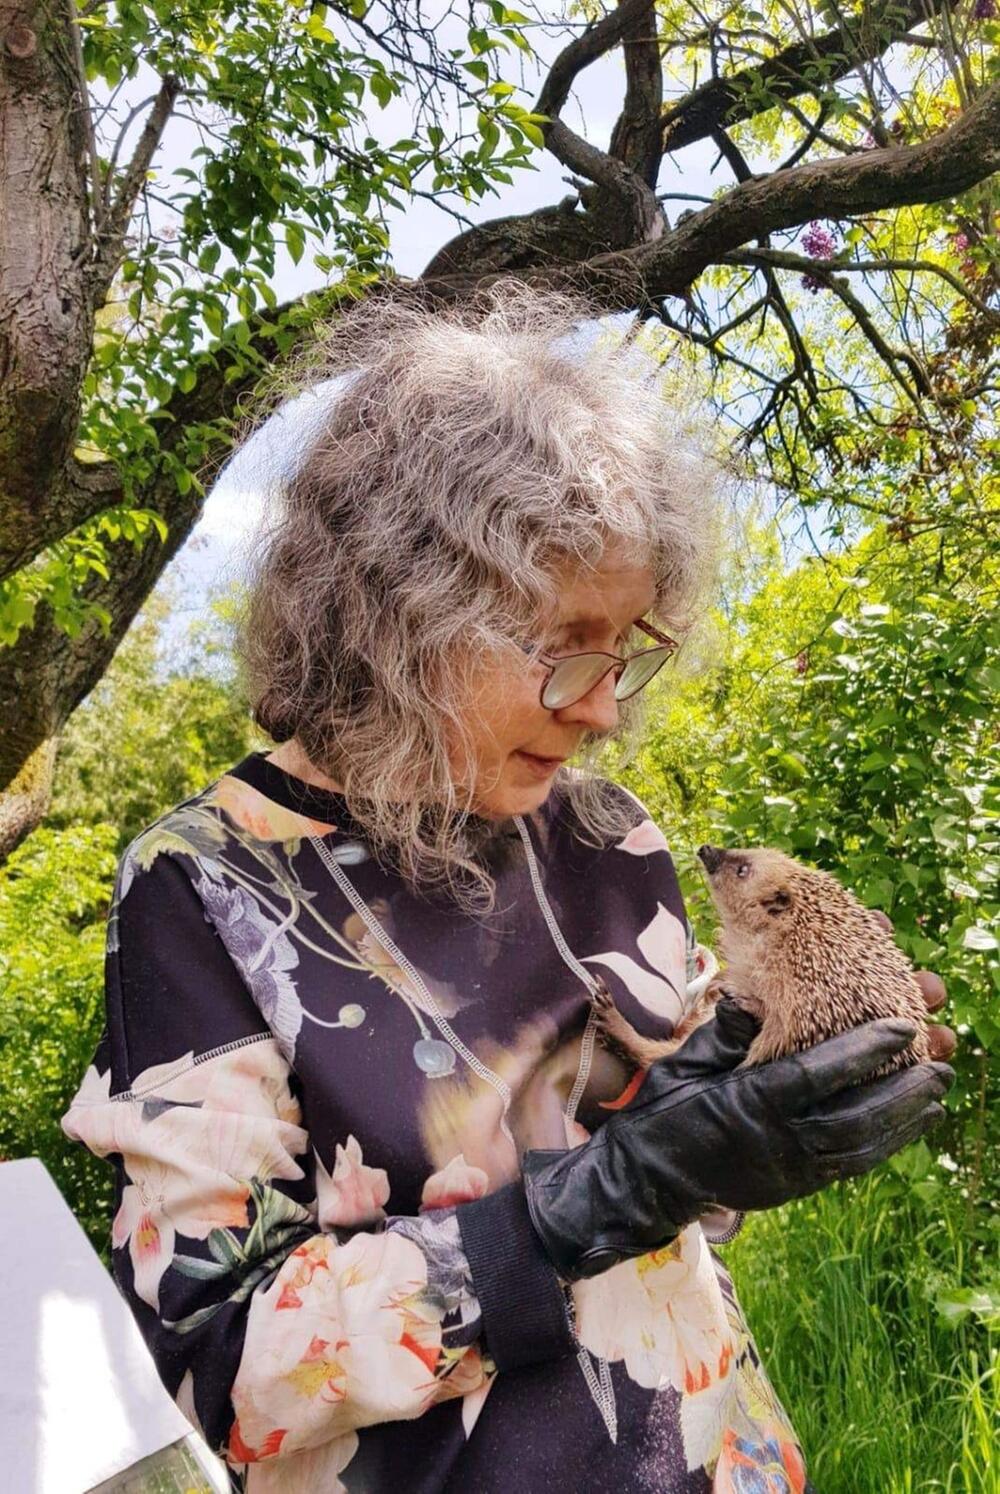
[225, 749, 550, 852]
[226, 749, 353, 823]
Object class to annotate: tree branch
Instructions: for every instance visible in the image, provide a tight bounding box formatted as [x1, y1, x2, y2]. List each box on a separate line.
[608, 0, 663, 188]
[544, 120, 664, 243]
[91, 75, 181, 303]
[660, 0, 944, 154]
[533, 0, 665, 248]
[776, 103, 831, 170]
[589, 83, 1000, 305]
[0, 457, 125, 581]
[722, 245, 1000, 322]
[420, 81, 1000, 309]
[66, 0, 104, 229]
[535, 0, 657, 120]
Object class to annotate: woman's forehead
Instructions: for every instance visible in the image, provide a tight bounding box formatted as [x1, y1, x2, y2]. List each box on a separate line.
[545, 552, 656, 628]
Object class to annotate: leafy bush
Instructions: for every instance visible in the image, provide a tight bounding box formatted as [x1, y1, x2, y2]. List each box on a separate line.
[0, 823, 118, 1249]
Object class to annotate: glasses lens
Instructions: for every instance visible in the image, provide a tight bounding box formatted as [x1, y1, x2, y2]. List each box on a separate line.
[541, 655, 614, 709]
[615, 647, 671, 701]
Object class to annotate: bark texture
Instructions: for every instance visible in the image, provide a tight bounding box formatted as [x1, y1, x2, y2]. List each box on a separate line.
[0, 1, 94, 570]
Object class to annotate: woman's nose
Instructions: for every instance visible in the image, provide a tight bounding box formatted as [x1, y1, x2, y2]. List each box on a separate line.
[555, 668, 620, 732]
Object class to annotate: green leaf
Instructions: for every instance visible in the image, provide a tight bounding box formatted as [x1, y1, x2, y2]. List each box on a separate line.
[369, 70, 394, 108]
[203, 303, 225, 339]
[286, 222, 306, 265]
[172, 1252, 231, 1280]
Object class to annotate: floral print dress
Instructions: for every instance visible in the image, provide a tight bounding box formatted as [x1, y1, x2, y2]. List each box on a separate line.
[62, 751, 809, 1493]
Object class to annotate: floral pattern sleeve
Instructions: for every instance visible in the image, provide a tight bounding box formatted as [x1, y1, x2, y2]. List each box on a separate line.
[61, 848, 493, 1482]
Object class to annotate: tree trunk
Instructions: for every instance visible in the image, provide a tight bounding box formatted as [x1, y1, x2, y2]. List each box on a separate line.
[0, 0, 94, 572]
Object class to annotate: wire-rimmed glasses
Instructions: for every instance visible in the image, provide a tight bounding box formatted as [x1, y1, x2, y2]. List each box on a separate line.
[520, 619, 679, 710]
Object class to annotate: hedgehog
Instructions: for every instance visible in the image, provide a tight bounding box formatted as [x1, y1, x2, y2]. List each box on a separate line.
[592, 844, 931, 1076]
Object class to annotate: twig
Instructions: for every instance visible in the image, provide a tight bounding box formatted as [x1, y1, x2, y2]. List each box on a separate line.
[66, 0, 104, 228]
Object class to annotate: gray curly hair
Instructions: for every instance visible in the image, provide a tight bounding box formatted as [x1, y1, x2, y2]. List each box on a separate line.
[234, 279, 721, 915]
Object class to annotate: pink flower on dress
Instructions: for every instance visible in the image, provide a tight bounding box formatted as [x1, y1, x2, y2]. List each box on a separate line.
[420, 1154, 489, 1211]
[315, 1135, 391, 1229]
[618, 818, 670, 855]
[572, 1225, 736, 1403]
[232, 1232, 460, 1457]
[112, 1159, 251, 1310]
[63, 1045, 311, 1311]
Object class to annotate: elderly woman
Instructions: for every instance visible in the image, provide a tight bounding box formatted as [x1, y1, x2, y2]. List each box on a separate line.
[63, 283, 953, 1493]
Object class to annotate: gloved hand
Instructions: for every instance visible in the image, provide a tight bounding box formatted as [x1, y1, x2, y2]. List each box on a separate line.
[523, 999, 954, 1281]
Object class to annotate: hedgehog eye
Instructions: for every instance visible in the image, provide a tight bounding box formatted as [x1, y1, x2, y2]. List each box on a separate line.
[736, 862, 750, 878]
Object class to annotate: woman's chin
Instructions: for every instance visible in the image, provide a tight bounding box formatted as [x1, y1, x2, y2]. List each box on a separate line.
[469, 765, 556, 820]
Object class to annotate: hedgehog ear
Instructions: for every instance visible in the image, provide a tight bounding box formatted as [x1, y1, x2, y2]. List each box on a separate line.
[761, 886, 791, 916]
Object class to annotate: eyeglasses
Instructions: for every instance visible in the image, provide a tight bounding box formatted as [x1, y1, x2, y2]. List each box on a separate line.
[519, 618, 679, 710]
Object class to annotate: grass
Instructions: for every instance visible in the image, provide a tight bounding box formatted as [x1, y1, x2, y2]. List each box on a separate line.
[726, 1170, 999, 1494]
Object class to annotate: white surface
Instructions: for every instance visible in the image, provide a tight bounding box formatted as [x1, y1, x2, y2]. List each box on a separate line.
[0, 1157, 194, 1494]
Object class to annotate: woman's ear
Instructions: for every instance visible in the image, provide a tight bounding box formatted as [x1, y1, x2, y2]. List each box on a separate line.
[761, 886, 791, 916]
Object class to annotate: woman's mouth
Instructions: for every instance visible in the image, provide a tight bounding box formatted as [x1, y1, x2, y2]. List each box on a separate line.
[515, 751, 565, 778]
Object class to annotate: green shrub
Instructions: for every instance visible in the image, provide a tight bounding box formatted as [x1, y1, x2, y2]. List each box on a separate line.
[0, 823, 118, 1250]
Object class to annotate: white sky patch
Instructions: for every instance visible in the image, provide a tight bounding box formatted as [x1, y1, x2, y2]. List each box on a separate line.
[198, 373, 362, 551]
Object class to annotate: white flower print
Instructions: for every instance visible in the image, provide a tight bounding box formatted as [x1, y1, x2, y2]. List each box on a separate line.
[582, 900, 688, 1025]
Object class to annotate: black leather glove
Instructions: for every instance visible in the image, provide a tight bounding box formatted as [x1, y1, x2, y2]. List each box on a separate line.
[523, 999, 954, 1281]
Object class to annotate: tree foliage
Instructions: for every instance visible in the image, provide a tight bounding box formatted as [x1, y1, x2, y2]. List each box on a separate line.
[1, 0, 998, 850]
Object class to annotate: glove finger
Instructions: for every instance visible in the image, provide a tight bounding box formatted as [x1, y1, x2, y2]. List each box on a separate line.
[825, 1102, 946, 1179]
[796, 1063, 952, 1155]
[713, 997, 762, 1048]
[651, 997, 759, 1078]
[757, 1019, 920, 1113]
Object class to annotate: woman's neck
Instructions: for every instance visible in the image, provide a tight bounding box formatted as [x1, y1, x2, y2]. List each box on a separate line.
[265, 740, 344, 795]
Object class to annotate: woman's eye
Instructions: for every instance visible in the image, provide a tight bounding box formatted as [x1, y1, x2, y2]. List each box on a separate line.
[736, 862, 750, 878]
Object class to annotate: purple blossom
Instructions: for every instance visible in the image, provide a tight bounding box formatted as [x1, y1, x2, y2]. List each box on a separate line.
[800, 273, 823, 294]
[802, 220, 837, 259]
[973, 0, 996, 20]
[953, 232, 970, 252]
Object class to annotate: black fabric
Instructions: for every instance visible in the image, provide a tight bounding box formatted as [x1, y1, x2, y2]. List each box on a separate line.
[227, 749, 354, 822]
[457, 1180, 576, 1372]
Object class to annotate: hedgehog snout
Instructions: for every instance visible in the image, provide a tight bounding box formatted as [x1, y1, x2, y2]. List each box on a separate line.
[697, 844, 725, 875]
